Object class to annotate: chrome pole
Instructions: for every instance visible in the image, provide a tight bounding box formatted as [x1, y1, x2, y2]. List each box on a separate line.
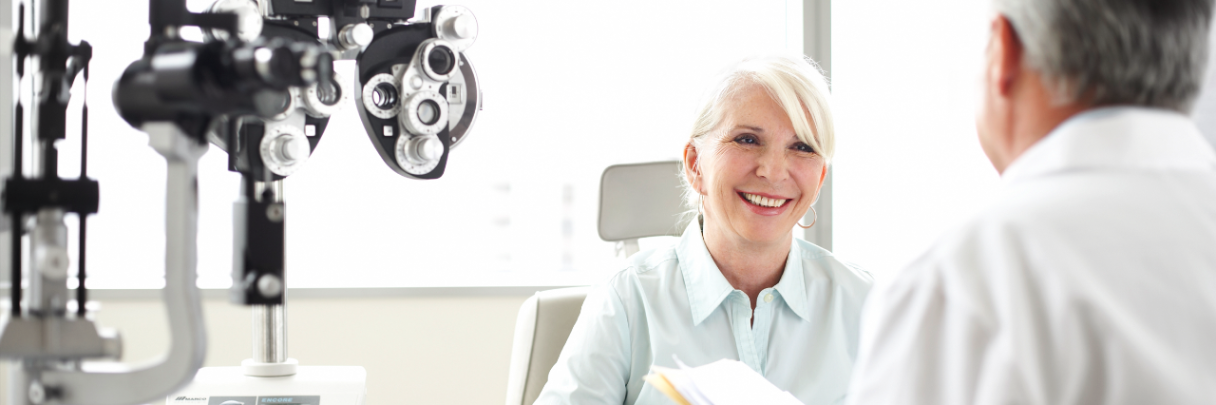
[252, 303, 286, 364]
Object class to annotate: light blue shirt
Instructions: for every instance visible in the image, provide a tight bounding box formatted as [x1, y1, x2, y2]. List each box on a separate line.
[536, 221, 873, 405]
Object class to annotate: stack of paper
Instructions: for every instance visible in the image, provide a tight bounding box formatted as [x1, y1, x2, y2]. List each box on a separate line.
[643, 358, 804, 405]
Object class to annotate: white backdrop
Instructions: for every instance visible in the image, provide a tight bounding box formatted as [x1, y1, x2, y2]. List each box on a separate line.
[1189, 20, 1216, 148]
[61, 0, 805, 288]
[831, 1, 1000, 282]
[65, 1, 1204, 289]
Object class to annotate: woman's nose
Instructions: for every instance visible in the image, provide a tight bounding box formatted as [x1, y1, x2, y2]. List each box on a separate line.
[754, 147, 790, 181]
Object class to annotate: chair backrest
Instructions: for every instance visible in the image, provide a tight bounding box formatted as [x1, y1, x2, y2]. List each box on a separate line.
[504, 287, 590, 405]
[502, 161, 690, 404]
[598, 161, 691, 256]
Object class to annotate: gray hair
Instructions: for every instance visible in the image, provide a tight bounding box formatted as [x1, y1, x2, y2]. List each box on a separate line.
[994, 0, 1214, 112]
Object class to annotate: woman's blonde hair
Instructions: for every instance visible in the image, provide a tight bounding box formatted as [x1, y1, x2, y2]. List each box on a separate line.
[682, 54, 835, 211]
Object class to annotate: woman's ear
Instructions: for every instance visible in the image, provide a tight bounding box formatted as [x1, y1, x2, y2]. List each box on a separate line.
[683, 142, 704, 194]
[812, 164, 828, 203]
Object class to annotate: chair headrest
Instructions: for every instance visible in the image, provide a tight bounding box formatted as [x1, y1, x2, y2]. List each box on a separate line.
[598, 161, 693, 241]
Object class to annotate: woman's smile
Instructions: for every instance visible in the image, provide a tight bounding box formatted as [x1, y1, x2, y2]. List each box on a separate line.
[737, 191, 793, 216]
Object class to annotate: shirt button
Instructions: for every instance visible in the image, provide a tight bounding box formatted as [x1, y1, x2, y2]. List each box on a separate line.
[764, 293, 774, 303]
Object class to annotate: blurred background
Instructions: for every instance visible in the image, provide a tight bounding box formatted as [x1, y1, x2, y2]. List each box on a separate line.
[64, 0, 1001, 290]
[9, 0, 1216, 403]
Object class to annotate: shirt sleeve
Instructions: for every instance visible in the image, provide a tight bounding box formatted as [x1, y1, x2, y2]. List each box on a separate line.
[533, 282, 634, 405]
[845, 251, 1021, 405]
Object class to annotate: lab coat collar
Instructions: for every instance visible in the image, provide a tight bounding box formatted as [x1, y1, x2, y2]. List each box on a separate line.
[678, 218, 810, 325]
[1002, 107, 1216, 184]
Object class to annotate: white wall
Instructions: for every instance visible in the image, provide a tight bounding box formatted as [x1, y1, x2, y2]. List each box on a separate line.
[4, 294, 530, 405]
[832, 0, 1000, 281]
[1190, 19, 1216, 147]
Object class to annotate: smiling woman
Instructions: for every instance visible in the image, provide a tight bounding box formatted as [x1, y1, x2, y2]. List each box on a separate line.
[683, 55, 836, 306]
[533, 55, 873, 405]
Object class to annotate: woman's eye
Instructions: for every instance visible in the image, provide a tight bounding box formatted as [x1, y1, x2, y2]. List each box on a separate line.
[734, 135, 758, 145]
[793, 143, 815, 153]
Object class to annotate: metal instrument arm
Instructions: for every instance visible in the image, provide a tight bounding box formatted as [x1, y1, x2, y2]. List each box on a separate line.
[39, 124, 208, 405]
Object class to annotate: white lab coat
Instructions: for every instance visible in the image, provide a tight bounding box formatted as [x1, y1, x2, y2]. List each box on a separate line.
[847, 107, 1216, 405]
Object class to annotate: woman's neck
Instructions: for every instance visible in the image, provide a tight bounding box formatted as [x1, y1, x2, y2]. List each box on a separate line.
[701, 217, 791, 310]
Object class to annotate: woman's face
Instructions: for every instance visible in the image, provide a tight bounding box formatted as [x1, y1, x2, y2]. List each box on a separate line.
[687, 84, 827, 247]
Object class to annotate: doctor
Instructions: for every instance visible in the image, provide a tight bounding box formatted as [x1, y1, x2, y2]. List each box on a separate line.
[848, 0, 1216, 404]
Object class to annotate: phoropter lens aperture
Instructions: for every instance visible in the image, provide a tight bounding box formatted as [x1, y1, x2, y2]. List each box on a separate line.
[253, 89, 292, 118]
[317, 80, 341, 106]
[427, 45, 456, 76]
[417, 100, 440, 125]
[372, 82, 399, 110]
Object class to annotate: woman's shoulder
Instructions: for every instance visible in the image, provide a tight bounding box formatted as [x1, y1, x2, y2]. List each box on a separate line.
[599, 242, 683, 297]
[793, 238, 874, 292]
[627, 243, 682, 274]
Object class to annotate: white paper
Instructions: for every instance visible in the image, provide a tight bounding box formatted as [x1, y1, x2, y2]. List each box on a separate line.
[651, 357, 804, 405]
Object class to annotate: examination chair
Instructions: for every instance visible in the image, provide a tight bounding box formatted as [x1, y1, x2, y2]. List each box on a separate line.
[505, 287, 590, 405]
[504, 161, 689, 405]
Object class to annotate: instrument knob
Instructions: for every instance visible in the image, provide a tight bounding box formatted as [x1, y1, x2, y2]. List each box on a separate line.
[276, 135, 311, 163]
[338, 23, 374, 50]
[405, 135, 443, 165]
[443, 14, 478, 40]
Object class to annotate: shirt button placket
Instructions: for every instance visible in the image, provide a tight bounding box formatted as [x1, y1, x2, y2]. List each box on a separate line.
[755, 290, 773, 373]
[732, 292, 761, 372]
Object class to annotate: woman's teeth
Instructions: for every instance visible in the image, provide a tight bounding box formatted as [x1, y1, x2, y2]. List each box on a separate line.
[742, 193, 788, 208]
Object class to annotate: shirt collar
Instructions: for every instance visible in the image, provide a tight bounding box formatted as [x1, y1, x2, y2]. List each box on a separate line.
[1002, 107, 1216, 184]
[677, 218, 811, 325]
[772, 245, 810, 321]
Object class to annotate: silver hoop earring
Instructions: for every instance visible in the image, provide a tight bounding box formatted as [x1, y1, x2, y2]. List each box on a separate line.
[797, 206, 818, 229]
[697, 194, 706, 231]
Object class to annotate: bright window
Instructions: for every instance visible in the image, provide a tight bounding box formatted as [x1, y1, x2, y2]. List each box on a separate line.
[831, 1, 1002, 282]
[1191, 26, 1216, 147]
[65, 0, 806, 288]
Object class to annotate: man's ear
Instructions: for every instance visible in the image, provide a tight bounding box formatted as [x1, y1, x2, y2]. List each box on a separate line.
[991, 15, 1025, 97]
[683, 142, 703, 194]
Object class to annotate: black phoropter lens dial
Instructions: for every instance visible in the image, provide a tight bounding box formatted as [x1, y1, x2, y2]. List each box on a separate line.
[427, 45, 456, 75]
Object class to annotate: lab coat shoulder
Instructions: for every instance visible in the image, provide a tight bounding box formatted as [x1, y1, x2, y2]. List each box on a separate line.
[927, 178, 1093, 298]
[849, 207, 1040, 405]
[899, 194, 1052, 322]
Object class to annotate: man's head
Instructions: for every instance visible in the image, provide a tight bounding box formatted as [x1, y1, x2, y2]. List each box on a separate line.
[977, 0, 1214, 172]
